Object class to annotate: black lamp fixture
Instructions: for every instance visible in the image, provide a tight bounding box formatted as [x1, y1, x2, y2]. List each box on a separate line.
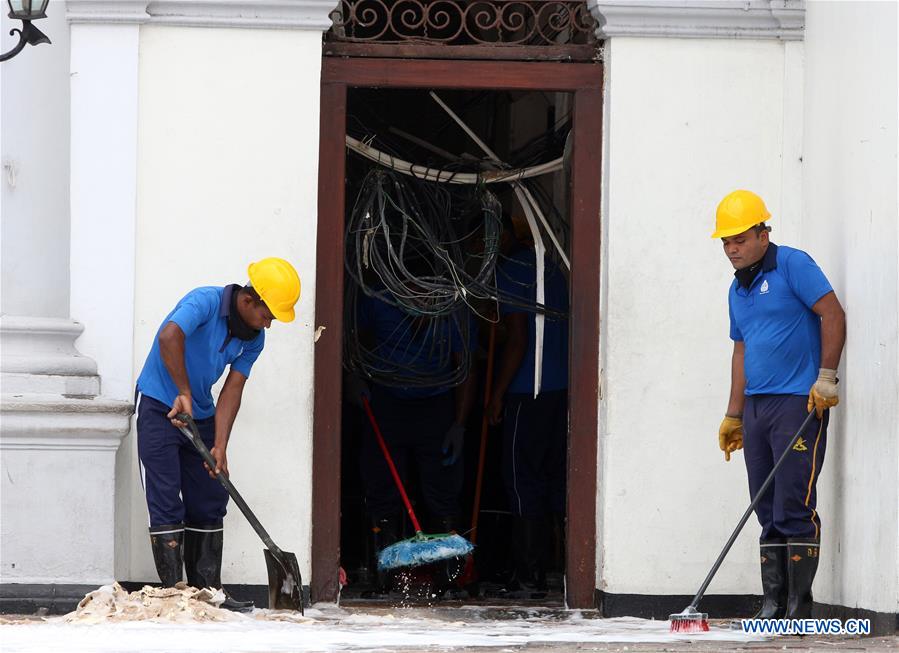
[1, 0, 51, 62]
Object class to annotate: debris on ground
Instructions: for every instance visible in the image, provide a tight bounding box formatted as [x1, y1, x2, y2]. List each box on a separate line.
[62, 582, 237, 624]
[57, 582, 317, 626]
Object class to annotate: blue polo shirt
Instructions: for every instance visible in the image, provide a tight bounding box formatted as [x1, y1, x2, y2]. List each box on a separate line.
[136, 285, 265, 418]
[728, 243, 833, 396]
[496, 248, 569, 395]
[357, 291, 474, 399]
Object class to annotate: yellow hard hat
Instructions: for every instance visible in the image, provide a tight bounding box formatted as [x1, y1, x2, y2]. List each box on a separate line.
[712, 190, 772, 239]
[247, 257, 301, 323]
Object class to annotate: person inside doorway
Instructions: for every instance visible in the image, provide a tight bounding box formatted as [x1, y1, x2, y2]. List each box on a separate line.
[346, 284, 478, 596]
[488, 213, 569, 599]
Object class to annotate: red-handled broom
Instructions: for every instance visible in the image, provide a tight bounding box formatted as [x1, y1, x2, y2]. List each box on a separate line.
[361, 395, 474, 571]
[670, 408, 817, 633]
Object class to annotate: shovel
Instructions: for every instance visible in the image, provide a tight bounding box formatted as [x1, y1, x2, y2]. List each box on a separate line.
[176, 413, 304, 613]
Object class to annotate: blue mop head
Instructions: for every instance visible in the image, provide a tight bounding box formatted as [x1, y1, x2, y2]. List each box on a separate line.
[377, 532, 474, 571]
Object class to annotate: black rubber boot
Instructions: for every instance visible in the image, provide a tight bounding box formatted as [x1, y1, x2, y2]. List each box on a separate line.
[149, 525, 184, 588]
[785, 538, 819, 619]
[366, 515, 401, 597]
[752, 540, 788, 619]
[505, 517, 548, 599]
[184, 525, 254, 612]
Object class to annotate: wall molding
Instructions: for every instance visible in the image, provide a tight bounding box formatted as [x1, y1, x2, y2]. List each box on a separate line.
[0, 397, 132, 449]
[66, 0, 337, 30]
[66, 0, 151, 24]
[589, 0, 805, 41]
[1, 316, 97, 378]
[0, 315, 132, 446]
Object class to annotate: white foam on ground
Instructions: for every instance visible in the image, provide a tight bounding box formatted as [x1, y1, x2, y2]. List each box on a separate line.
[1, 603, 767, 652]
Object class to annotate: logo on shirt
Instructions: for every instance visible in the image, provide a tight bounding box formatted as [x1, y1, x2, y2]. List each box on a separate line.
[759, 279, 770, 295]
[793, 437, 808, 452]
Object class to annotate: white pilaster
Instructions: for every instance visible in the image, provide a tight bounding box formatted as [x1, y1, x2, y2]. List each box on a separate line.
[0, 316, 131, 585]
[68, 8, 143, 403]
[1, 1, 133, 590]
[1, 1, 71, 318]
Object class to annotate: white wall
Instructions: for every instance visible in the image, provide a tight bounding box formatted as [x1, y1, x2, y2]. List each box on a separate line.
[69, 22, 141, 403]
[123, 25, 323, 584]
[2, 448, 116, 584]
[801, 0, 898, 615]
[598, 37, 804, 595]
[0, 0, 70, 318]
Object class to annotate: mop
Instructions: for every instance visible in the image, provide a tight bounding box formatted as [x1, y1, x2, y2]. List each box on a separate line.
[361, 395, 474, 571]
[669, 409, 818, 632]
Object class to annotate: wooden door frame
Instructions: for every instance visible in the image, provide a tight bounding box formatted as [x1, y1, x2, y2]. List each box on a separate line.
[312, 57, 603, 608]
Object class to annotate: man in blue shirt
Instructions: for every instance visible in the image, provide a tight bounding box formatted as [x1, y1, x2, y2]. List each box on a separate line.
[347, 283, 477, 596]
[713, 190, 845, 620]
[487, 215, 569, 599]
[135, 257, 300, 609]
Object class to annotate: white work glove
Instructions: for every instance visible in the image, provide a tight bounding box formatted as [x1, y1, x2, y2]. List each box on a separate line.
[808, 368, 838, 418]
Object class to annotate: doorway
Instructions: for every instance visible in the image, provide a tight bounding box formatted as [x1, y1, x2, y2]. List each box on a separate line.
[313, 58, 602, 608]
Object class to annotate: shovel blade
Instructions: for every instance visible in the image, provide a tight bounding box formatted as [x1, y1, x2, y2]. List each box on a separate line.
[263, 548, 304, 613]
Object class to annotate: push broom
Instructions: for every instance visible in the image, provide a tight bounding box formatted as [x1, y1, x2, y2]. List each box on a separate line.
[670, 408, 818, 633]
[361, 395, 474, 571]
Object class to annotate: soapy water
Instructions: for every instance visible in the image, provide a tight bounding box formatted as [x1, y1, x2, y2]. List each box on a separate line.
[1, 584, 769, 652]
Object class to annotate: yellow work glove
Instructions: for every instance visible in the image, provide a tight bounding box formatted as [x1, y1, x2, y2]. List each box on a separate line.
[718, 415, 744, 462]
[808, 368, 839, 418]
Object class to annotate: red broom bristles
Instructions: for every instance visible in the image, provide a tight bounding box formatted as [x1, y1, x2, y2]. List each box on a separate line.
[669, 615, 710, 633]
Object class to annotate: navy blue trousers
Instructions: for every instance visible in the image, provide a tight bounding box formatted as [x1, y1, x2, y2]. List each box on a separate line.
[743, 394, 828, 540]
[502, 390, 567, 519]
[136, 394, 228, 529]
[360, 385, 462, 522]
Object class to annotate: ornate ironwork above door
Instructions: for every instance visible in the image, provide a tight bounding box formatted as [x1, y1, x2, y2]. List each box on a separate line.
[324, 1, 600, 61]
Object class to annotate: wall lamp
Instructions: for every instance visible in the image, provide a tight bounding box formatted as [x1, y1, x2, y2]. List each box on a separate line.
[1, 0, 51, 62]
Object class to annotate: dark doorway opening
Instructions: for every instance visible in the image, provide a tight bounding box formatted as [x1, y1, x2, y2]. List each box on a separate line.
[313, 59, 602, 609]
[338, 87, 573, 604]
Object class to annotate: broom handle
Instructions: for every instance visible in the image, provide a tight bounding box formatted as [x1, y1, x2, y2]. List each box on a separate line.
[362, 395, 424, 534]
[688, 408, 818, 609]
[469, 322, 497, 545]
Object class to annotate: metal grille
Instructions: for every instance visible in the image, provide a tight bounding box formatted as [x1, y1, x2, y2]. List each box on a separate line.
[326, 1, 598, 55]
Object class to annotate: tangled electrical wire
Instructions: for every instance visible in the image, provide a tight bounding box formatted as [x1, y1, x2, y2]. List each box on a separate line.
[344, 168, 567, 390]
[346, 169, 500, 313]
[343, 169, 496, 389]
